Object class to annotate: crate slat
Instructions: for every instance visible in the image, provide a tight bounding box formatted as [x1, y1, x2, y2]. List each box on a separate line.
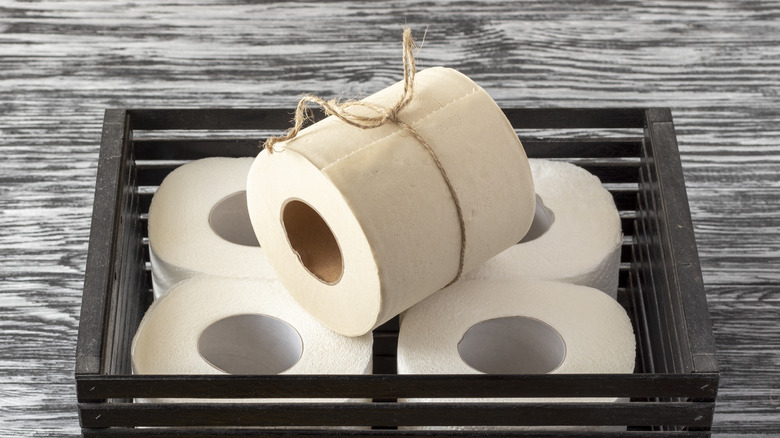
[521, 138, 643, 158]
[79, 401, 714, 428]
[76, 374, 718, 400]
[503, 108, 646, 130]
[132, 137, 644, 161]
[125, 108, 647, 132]
[82, 428, 715, 438]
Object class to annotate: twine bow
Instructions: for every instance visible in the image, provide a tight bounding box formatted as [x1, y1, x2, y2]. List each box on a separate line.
[262, 28, 467, 285]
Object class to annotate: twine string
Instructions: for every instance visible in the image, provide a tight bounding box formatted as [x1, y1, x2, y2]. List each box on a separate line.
[262, 28, 466, 285]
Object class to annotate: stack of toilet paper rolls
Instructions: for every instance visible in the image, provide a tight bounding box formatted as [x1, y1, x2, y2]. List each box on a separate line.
[134, 65, 635, 429]
[392, 157, 634, 431]
[134, 156, 374, 404]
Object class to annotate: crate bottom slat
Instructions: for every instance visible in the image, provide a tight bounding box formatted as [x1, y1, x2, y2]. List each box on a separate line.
[82, 428, 715, 438]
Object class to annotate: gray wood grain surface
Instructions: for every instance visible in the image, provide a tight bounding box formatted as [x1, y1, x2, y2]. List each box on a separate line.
[1, 1, 778, 436]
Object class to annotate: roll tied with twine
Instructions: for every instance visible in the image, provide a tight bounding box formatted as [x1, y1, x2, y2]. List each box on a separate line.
[247, 29, 536, 336]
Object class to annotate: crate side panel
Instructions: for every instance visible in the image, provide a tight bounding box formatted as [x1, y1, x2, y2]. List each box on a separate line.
[641, 115, 702, 376]
[77, 109, 128, 377]
[637, 164, 689, 375]
[644, 110, 717, 375]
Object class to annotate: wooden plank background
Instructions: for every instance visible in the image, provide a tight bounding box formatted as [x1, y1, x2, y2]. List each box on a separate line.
[0, 0, 778, 436]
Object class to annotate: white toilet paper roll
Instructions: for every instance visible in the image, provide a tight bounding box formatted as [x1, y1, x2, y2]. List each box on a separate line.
[464, 159, 623, 298]
[132, 275, 373, 403]
[147, 157, 277, 298]
[247, 67, 536, 336]
[398, 279, 635, 430]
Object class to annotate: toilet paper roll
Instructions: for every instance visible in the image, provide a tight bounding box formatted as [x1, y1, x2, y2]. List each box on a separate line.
[132, 275, 373, 403]
[464, 159, 623, 298]
[398, 279, 635, 430]
[247, 67, 536, 336]
[148, 157, 277, 298]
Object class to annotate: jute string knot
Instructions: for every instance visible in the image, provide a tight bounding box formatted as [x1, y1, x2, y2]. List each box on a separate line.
[262, 28, 467, 285]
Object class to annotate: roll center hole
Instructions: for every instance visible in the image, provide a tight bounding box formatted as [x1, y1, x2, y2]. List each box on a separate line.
[458, 316, 566, 374]
[281, 199, 344, 284]
[518, 194, 555, 244]
[198, 314, 303, 374]
[208, 191, 260, 247]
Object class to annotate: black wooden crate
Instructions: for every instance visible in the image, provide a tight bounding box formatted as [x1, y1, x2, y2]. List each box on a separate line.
[76, 108, 719, 437]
